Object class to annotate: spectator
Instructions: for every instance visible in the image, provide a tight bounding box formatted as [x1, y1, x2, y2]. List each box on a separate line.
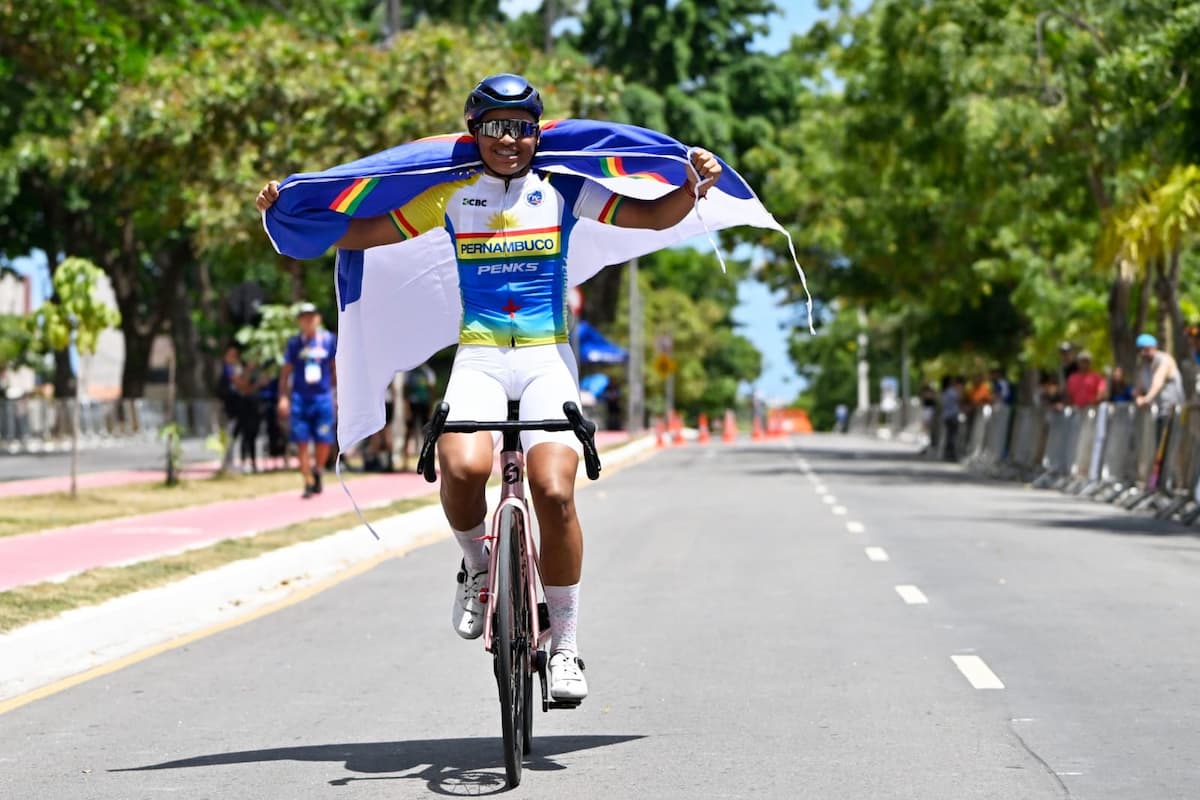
[1057, 341, 1079, 396]
[603, 380, 623, 431]
[363, 376, 398, 472]
[233, 359, 268, 472]
[1064, 350, 1107, 407]
[401, 362, 437, 472]
[1108, 365, 1134, 403]
[217, 343, 245, 473]
[940, 375, 963, 462]
[1039, 369, 1063, 408]
[834, 403, 849, 433]
[1134, 332, 1184, 413]
[257, 365, 287, 466]
[968, 371, 993, 408]
[990, 368, 1014, 405]
[278, 303, 337, 498]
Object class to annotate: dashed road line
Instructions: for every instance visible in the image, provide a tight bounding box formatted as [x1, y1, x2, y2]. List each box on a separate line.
[846, 521, 865, 534]
[822, 495, 836, 505]
[832, 505, 847, 515]
[864, 546, 889, 562]
[951, 655, 1005, 689]
[895, 585, 928, 604]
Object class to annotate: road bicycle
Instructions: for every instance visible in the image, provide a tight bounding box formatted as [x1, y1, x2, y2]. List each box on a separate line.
[417, 399, 602, 788]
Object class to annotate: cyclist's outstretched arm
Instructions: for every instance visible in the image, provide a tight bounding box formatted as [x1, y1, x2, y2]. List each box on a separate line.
[610, 148, 723, 231]
[255, 180, 401, 250]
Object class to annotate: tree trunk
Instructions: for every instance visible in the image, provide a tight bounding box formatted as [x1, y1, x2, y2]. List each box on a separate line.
[1135, 268, 1152, 344]
[170, 269, 206, 400]
[1154, 257, 1169, 345]
[52, 350, 75, 399]
[1108, 267, 1136, 377]
[1161, 249, 1195, 397]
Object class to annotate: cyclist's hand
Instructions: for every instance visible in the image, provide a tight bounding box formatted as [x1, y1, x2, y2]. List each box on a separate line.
[277, 397, 290, 418]
[685, 149, 721, 199]
[256, 180, 280, 212]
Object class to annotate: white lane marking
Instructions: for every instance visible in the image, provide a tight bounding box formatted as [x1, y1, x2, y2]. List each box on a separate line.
[951, 655, 1005, 689]
[822, 495, 836, 505]
[1057, 772, 1084, 776]
[814, 485, 828, 494]
[832, 505, 847, 515]
[864, 546, 889, 562]
[895, 585, 928, 604]
[846, 521, 865, 534]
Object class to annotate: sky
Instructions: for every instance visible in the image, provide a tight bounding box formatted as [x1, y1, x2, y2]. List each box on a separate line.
[9, 1, 833, 404]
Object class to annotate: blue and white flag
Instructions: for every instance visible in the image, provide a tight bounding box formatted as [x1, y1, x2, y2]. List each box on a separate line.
[263, 119, 810, 450]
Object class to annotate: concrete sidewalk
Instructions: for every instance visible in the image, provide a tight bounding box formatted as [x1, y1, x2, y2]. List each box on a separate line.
[0, 431, 634, 592]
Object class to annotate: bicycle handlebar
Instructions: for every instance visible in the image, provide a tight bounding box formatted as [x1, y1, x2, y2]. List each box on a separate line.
[417, 401, 602, 483]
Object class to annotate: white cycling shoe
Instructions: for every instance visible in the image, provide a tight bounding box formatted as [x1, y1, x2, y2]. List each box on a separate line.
[549, 651, 588, 701]
[453, 561, 488, 640]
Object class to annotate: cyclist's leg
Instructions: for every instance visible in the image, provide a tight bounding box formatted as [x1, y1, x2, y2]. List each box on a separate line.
[439, 349, 508, 562]
[519, 343, 584, 585]
[519, 345, 588, 693]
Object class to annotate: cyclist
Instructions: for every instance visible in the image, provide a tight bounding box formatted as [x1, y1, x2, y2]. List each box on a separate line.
[257, 73, 722, 701]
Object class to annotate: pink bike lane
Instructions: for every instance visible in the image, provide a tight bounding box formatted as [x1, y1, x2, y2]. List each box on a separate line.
[0, 431, 632, 592]
[0, 472, 439, 592]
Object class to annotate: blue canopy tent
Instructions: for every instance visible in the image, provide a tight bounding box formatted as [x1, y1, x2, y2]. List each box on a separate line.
[575, 320, 628, 365]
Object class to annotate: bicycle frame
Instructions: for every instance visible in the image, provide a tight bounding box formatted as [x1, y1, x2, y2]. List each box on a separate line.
[480, 445, 550, 655]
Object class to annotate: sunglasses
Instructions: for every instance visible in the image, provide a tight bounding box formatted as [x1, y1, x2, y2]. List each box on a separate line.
[474, 118, 539, 140]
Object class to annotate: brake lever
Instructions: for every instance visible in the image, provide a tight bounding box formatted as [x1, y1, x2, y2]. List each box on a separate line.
[417, 401, 450, 483]
[563, 401, 602, 480]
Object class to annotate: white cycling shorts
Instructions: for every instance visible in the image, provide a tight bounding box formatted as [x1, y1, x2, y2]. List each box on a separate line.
[443, 343, 582, 454]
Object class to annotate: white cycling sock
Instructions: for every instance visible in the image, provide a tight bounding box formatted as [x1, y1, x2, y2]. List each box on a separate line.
[452, 522, 488, 573]
[544, 583, 579, 656]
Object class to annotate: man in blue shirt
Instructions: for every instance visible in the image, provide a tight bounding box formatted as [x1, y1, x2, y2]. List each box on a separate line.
[278, 302, 337, 498]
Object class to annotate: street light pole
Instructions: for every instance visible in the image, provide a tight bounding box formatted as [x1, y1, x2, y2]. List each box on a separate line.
[856, 306, 870, 411]
[627, 257, 644, 433]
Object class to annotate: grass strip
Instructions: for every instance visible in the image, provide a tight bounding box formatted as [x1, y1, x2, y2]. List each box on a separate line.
[0, 494, 436, 633]
[0, 470, 367, 539]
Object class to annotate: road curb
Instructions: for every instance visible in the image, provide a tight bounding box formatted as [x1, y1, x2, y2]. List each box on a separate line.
[0, 435, 657, 711]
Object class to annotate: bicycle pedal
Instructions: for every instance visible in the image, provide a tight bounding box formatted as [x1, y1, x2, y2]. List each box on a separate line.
[548, 700, 582, 710]
[537, 602, 549, 631]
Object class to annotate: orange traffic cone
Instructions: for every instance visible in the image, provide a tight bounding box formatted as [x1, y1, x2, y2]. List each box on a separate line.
[671, 410, 686, 446]
[722, 409, 738, 444]
[655, 420, 668, 448]
[698, 413, 711, 443]
[751, 415, 765, 441]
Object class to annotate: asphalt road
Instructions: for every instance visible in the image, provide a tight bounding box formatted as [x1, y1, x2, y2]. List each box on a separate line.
[0, 437, 213, 481]
[2, 435, 1198, 798]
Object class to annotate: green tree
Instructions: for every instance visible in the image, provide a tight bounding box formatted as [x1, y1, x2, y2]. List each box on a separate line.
[27, 257, 121, 496]
[22, 19, 623, 398]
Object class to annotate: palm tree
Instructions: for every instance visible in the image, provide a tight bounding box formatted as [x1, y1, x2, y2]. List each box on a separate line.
[1101, 165, 1200, 394]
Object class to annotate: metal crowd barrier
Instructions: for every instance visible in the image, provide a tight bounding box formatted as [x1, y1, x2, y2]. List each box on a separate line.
[854, 397, 1200, 527]
[0, 397, 224, 452]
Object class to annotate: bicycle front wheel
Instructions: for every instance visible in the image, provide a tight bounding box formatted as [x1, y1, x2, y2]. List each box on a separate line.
[493, 505, 530, 788]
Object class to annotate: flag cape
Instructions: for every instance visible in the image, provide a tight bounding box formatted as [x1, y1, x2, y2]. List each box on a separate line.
[263, 119, 806, 450]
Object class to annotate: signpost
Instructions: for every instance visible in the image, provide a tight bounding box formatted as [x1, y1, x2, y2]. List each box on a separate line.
[656, 333, 675, 414]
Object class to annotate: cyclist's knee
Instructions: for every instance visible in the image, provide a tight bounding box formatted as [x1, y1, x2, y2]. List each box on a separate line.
[436, 438, 492, 489]
[529, 471, 576, 512]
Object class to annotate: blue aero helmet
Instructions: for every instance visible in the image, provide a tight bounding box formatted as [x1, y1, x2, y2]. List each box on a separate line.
[464, 74, 544, 132]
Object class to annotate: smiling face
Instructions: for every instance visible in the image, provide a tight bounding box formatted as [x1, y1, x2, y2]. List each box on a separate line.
[475, 109, 539, 177]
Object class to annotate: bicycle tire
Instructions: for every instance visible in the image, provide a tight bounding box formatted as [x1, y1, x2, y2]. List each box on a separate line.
[494, 505, 529, 787]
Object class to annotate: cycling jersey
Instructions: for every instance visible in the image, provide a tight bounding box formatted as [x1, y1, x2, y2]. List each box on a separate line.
[386, 171, 620, 347]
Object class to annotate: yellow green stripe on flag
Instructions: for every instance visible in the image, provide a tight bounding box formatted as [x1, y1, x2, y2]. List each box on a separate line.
[330, 177, 380, 214]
